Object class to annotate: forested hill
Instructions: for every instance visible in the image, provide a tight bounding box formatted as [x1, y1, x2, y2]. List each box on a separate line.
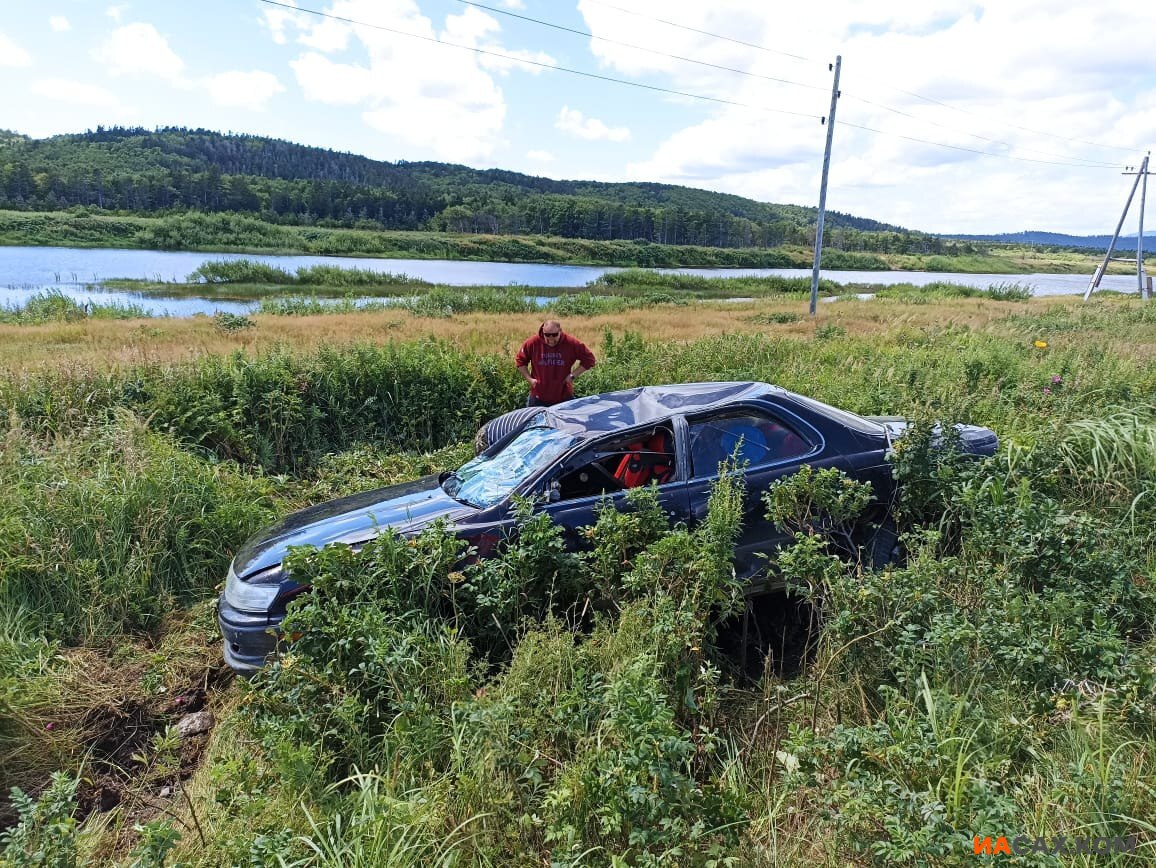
[947, 230, 1156, 253]
[0, 126, 935, 251]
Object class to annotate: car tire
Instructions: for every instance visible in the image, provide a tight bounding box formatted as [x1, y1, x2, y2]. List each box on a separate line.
[863, 519, 902, 569]
[474, 406, 543, 454]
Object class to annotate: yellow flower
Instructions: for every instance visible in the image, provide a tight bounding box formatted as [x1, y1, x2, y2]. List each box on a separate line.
[1033, 340, 1048, 349]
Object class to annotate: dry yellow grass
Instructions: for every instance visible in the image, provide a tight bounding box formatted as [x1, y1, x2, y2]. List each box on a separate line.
[1, 294, 1152, 374]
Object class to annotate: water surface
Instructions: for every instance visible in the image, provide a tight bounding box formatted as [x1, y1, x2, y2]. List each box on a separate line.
[0, 245, 1142, 317]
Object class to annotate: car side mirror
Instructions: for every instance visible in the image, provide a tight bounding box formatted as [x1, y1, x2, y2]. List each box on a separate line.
[547, 479, 561, 502]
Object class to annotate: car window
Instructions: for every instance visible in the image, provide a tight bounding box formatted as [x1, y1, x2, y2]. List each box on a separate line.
[689, 412, 810, 477]
[554, 427, 676, 501]
[786, 394, 885, 434]
[446, 425, 579, 508]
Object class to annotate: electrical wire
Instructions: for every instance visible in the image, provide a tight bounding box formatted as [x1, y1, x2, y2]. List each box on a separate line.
[843, 93, 1123, 169]
[837, 118, 1125, 168]
[582, 0, 820, 65]
[256, 0, 1130, 170]
[582, 0, 1137, 157]
[254, 0, 821, 121]
[454, 0, 828, 95]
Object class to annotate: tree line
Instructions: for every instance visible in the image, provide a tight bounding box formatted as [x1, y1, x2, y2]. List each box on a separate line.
[0, 126, 974, 255]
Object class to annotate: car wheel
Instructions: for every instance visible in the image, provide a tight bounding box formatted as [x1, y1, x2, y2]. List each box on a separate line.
[474, 406, 542, 454]
[863, 519, 902, 569]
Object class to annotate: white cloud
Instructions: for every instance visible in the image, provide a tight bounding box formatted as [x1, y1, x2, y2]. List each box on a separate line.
[555, 106, 630, 142]
[298, 17, 351, 53]
[290, 52, 375, 105]
[93, 23, 185, 83]
[527, 149, 555, 161]
[30, 78, 124, 108]
[575, 0, 1156, 234]
[0, 31, 32, 66]
[105, 4, 127, 23]
[443, 7, 554, 75]
[49, 16, 71, 32]
[282, 0, 552, 161]
[260, 1, 301, 45]
[206, 71, 285, 111]
[498, 0, 526, 8]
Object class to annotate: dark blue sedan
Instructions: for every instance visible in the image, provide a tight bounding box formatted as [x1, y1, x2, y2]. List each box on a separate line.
[218, 382, 997, 672]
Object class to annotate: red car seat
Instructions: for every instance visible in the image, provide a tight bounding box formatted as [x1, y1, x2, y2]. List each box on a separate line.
[614, 431, 674, 487]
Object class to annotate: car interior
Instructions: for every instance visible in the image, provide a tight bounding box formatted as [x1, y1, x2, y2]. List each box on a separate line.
[688, 413, 810, 477]
[553, 425, 676, 500]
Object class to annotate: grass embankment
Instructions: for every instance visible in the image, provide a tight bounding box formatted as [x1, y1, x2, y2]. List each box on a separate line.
[1, 292, 1154, 865]
[0, 208, 1130, 274]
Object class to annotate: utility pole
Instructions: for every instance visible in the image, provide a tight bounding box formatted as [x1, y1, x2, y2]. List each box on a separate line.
[810, 55, 841, 316]
[1138, 152, 1149, 300]
[1086, 154, 1150, 301]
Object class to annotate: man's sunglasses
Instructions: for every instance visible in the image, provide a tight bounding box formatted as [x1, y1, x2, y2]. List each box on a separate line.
[542, 331, 561, 337]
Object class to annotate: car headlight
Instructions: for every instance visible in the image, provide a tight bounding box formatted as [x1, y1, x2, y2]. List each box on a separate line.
[223, 562, 286, 612]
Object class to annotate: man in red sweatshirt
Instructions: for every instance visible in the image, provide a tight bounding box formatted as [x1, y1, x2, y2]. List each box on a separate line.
[515, 319, 596, 406]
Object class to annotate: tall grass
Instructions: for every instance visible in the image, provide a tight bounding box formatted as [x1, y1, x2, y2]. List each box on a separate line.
[188, 259, 433, 287]
[1055, 406, 1156, 517]
[2, 298, 1156, 863]
[0, 290, 150, 324]
[0, 416, 275, 642]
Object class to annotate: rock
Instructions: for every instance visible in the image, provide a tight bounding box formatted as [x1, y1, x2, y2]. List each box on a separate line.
[159, 786, 172, 798]
[176, 710, 214, 737]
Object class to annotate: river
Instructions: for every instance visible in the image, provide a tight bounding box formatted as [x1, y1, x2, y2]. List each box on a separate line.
[0, 245, 1141, 317]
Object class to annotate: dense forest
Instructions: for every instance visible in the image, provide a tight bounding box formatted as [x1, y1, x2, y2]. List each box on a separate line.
[0, 127, 972, 255]
[948, 229, 1156, 253]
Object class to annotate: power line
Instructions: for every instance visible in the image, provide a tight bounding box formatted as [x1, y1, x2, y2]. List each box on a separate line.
[582, 0, 1136, 157]
[852, 80, 1136, 155]
[454, 0, 828, 95]
[256, 0, 1128, 171]
[582, 0, 821, 65]
[837, 118, 1125, 168]
[254, 0, 821, 120]
[455, 0, 1125, 169]
[842, 93, 1123, 169]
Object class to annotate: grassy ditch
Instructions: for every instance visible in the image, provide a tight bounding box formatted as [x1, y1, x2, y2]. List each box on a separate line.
[0, 302, 1154, 865]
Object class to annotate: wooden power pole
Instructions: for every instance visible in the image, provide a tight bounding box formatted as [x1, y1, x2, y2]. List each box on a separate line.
[1086, 154, 1151, 301]
[809, 56, 841, 316]
[1138, 153, 1150, 300]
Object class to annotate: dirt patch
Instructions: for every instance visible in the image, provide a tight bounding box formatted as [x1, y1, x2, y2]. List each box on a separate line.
[2, 610, 234, 859]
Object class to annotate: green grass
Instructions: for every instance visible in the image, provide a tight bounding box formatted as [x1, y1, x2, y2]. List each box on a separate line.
[0, 289, 150, 324]
[0, 308, 1154, 865]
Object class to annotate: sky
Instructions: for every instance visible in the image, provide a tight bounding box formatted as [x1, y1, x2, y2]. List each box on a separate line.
[3, 0, 1156, 236]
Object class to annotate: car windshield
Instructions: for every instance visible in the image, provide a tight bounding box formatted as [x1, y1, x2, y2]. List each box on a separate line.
[443, 425, 579, 509]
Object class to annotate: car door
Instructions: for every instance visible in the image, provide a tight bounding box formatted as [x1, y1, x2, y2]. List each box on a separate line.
[538, 428, 690, 549]
[681, 405, 837, 585]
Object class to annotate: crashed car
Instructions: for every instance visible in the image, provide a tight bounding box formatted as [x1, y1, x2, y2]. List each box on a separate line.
[218, 381, 997, 672]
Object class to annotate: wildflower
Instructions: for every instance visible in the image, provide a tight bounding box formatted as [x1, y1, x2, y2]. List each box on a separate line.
[1051, 375, 1062, 384]
[1033, 340, 1048, 348]
[1043, 388, 1052, 396]
[45, 722, 55, 731]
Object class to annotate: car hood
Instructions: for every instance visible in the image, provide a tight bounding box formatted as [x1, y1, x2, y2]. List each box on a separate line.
[231, 474, 477, 578]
